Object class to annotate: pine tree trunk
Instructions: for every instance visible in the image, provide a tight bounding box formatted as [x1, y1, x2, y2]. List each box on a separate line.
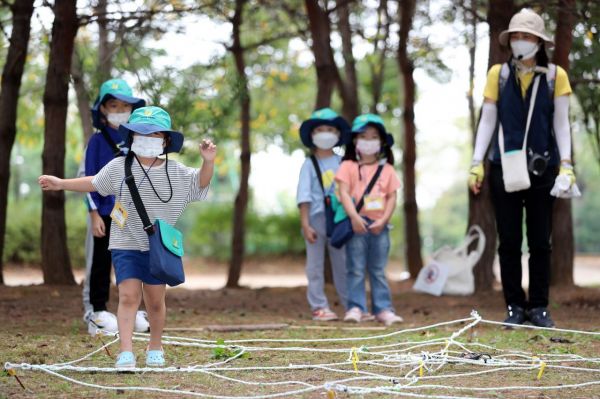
[397, 0, 423, 277]
[550, 0, 576, 287]
[336, 0, 359, 120]
[41, 0, 79, 285]
[0, 0, 36, 285]
[71, 46, 94, 145]
[226, 0, 250, 288]
[469, 0, 515, 292]
[304, 0, 339, 108]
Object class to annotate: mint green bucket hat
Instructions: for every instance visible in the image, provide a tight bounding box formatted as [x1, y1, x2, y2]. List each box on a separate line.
[351, 113, 394, 146]
[299, 108, 350, 148]
[91, 79, 145, 129]
[119, 106, 184, 153]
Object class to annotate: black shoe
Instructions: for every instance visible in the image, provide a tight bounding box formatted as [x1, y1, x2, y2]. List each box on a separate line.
[528, 307, 555, 328]
[503, 304, 527, 326]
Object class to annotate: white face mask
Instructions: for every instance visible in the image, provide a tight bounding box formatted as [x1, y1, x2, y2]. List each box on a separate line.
[131, 135, 164, 157]
[312, 131, 339, 150]
[356, 139, 381, 156]
[106, 111, 131, 127]
[510, 40, 539, 61]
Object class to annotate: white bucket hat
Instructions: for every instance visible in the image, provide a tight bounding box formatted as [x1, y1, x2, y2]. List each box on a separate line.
[499, 9, 554, 48]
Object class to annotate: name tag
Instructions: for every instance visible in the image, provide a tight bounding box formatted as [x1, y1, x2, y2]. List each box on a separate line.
[110, 201, 128, 228]
[364, 194, 384, 211]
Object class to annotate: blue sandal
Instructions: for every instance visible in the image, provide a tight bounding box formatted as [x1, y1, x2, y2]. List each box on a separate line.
[146, 348, 165, 367]
[115, 351, 136, 368]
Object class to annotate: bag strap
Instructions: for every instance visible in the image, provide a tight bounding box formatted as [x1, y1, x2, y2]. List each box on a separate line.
[498, 74, 541, 154]
[355, 163, 384, 213]
[100, 127, 121, 156]
[124, 152, 155, 235]
[309, 155, 325, 194]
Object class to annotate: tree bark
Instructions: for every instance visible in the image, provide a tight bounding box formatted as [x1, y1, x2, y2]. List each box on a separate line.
[336, 0, 359, 120]
[95, 0, 112, 86]
[550, 0, 576, 287]
[0, 0, 36, 285]
[369, 0, 390, 113]
[304, 0, 339, 108]
[71, 45, 94, 145]
[468, 0, 515, 292]
[226, 0, 251, 288]
[397, 0, 423, 278]
[41, 0, 79, 285]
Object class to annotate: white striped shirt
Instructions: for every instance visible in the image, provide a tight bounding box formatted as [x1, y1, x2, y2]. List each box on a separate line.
[92, 156, 209, 251]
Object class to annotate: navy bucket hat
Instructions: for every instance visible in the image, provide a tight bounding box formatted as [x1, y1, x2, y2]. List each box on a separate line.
[299, 108, 350, 148]
[351, 113, 394, 146]
[119, 106, 184, 154]
[91, 79, 146, 129]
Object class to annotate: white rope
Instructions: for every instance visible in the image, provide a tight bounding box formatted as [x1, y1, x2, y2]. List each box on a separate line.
[5, 312, 600, 399]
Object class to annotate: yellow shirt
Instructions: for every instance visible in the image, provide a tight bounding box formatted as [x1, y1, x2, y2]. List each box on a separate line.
[483, 63, 572, 101]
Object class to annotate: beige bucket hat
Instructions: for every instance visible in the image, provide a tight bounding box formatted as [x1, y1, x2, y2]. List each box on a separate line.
[499, 8, 554, 48]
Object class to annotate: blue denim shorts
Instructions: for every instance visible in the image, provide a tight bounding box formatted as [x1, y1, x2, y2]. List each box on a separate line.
[111, 249, 164, 286]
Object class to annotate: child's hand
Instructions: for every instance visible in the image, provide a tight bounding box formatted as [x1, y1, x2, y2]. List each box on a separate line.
[38, 175, 63, 191]
[350, 215, 368, 234]
[368, 219, 386, 235]
[302, 224, 318, 244]
[199, 139, 217, 162]
[91, 212, 106, 238]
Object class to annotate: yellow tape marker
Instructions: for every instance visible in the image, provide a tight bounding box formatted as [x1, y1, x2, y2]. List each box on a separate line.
[537, 361, 546, 380]
[419, 360, 424, 377]
[327, 389, 336, 399]
[351, 347, 359, 372]
[7, 369, 15, 376]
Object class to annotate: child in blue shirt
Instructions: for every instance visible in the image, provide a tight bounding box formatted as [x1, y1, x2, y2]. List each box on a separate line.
[296, 108, 350, 321]
[82, 79, 146, 336]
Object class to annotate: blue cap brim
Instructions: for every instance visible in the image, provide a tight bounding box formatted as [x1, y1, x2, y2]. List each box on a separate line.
[352, 122, 394, 146]
[91, 94, 146, 129]
[299, 117, 351, 148]
[119, 123, 184, 154]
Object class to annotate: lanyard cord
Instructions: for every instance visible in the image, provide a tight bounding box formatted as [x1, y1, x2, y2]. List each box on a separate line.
[133, 154, 173, 203]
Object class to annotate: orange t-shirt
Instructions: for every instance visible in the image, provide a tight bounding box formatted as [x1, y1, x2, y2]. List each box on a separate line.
[335, 160, 401, 220]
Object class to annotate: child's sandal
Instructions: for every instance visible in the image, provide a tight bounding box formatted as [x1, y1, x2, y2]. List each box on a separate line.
[146, 347, 165, 367]
[115, 351, 136, 369]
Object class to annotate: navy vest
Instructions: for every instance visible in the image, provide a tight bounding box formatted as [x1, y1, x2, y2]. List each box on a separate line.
[490, 64, 558, 167]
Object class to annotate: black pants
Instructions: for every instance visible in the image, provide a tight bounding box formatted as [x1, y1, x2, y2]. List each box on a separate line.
[89, 215, 112, 312]
[489, 164, 556, 309]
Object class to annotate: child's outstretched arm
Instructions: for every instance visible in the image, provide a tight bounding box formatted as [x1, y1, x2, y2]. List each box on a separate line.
[38, 175, 95, 192]
[198, 138, 217, 188]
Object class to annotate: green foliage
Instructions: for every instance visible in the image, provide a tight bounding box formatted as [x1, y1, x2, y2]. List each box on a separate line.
[211, 338, 249, 360]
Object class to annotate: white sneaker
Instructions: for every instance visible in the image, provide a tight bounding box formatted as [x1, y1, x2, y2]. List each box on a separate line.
[376, 310, 404, 326]
[88, 311, 118, 336]
[135, 310, 150, 333]
[344, 307, 363, 323]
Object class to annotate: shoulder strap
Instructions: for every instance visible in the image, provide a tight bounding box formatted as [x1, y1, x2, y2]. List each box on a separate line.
[499, 63, 510, 93]
[355, 163, 385, 213]
[124, 152, 155, 235]
[309, 155, 325, 193]
[100, 128, 121, 156]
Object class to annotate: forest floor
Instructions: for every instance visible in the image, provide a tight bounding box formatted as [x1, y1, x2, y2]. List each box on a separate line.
[1, 256, 599, 398]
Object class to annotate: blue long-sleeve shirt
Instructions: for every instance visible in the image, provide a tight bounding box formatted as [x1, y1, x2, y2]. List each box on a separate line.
[85, 126, 123, 216]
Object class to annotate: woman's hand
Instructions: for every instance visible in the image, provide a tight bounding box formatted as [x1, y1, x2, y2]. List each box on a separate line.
[350, 215, 368, 234]
[38, 175, 63, 191]
[91, 211, 106, 238]
[199, 139, 217, 162]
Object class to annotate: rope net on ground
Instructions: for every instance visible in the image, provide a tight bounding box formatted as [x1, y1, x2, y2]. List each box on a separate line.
[4, 310, 600, 398]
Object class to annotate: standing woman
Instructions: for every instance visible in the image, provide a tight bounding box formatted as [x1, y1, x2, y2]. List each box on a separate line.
[469, 9, 577, 327]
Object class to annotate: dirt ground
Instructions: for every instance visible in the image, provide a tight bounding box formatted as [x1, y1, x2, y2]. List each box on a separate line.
[1, 257, 600, 398]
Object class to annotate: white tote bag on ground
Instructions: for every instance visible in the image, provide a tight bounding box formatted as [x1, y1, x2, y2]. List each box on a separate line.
[413, 225, 486, 296]
[498, 74, 540, 193]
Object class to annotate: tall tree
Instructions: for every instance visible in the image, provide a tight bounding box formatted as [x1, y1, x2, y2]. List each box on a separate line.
[41, 0, 79, 285]
[397, 0, 423, 277]
[0, 0, 36, 285]
[336, 0, 359, 120]
[71, 46, 94, 145]
[368, 0, 391, 112]
[468, 0, 514, 291]
[226, 0, 251, 288]
[304, 0, 338, 108]
[550, 0, 577, 287]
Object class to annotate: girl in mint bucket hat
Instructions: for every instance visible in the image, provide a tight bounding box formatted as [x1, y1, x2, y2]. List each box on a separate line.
[39, 105, 216, 369]
[296, 108, 350, 322]
[82, 79, 146, 339]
